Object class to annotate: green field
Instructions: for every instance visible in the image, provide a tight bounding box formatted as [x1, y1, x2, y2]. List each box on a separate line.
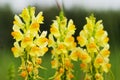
[0, 47, 120, 80]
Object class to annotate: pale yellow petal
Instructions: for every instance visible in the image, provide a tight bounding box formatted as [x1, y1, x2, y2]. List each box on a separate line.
[29, 46, 40, 56]
[11, 31, 23, 41]
[14, 15, 24, 29]
[20, 8, 30, 23]
[21, 37, 33, 48]
[77, 36, 87, 47]
[50, 25, 60, 38]
[36, 12, 44, 23]
[67, 19, 76, 35]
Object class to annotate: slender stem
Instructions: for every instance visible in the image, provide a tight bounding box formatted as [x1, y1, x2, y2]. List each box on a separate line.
[55, 0, 62, 11]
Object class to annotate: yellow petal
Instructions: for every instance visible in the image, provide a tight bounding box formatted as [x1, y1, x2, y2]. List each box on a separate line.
[85, 17, 94, 31]
[85, 73, 92, 80]
[94, 57, 104, 68]
[20, 8, 30, 23]
[80, 53, 91, 63]
[67, 19, 76, 35]
[48, 34, 55, 47]
[65, 36, 74, 43]
[87, 42, 97, 53]
[30, 7, 35, 18]
[102, 63, 111, 73]
[13, 15, 24, 29]
[21, 37, 33, 48]
[29, 46, 40, 56]
[100, 49, 110, 57]
[36, 12, 44, 23]
[64, 36, 75, 48]
[11, 31, 23, 41]
[50, 25, 60, 38]
[57, 43, 65, 50]
[95, 73, 103, 80]
[30, 22, 39, 32]
[11, 47, 20, 57]
[70, 48, 81, 61]
[77, 36, 87, 47]
[80, 63, 88, 72]
[20, 71, 27, 78]
[51, 60, 58, 68]
[35, 37, 48, 47]
[11, 42, 23, 58]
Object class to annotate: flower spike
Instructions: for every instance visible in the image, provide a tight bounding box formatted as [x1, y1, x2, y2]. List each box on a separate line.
[77, 14, 111, 80]
[11, 6, 48, 80]
[48, 11, 76, 80]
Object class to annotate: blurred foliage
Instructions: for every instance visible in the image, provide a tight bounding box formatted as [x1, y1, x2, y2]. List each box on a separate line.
[0, 5, 14, 48]
[0, 5, 120, 50]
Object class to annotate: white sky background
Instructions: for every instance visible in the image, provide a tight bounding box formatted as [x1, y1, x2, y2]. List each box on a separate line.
[0, 0, 120, 11]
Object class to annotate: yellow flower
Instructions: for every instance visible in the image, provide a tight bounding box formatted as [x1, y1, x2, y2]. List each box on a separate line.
[100, 49, 110, 57]
[20, 71, 27, 78]
[95, 73, 103, 80]
[85, 73, 92, 80]
[11, 42, 23, 57]
[21, 37, 33, 48]
[70, 48, 81, 61]
[35, 37, 48, 47]
[102, 63, 111, 73]
[94, 56, 104, 68]
[103, 37, 109, 46]
[67, 20, 76, 35]
[68, 73, 74, 79]
[85, 16, 95, 32]
[36, 58, 42, 64]
[20, 7, 30, 23]
[80, 63, 88, 72]
[65, 36, 74, 43]
[65, 58, 73, 68]
[96, 57, 103, 64]
[50, 24, 60, 38]
[36, 12, 44, 23]
[95, 29, 105, 38]
[30, 22, 39, 32]
[29, 46, 40, 56]
[27, 65, 33, 73]
[48, 34, 56, 47]
[40, 47, 48, 56]
[11, 31, 23, 41]
[13, 15, 24, 29]
[51, 60, 58, 68]
[57, 43, 65, 50]
[87, 42, 97, 53]
[80, 52, 91, 63]
[29, 7, 35, 18]
[77, 36, 86, 47]
[11, 47, 21, 57]
[59, 67, 64, 73]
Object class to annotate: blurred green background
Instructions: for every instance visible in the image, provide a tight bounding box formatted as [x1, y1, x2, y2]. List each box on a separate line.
[0, 1, 120, 80]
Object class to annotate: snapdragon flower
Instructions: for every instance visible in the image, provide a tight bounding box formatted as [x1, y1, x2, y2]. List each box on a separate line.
[78, 15, 111, 80]
[71, 14, 111, 80]
[48, 11, 76, 80]
[11, 6, 48, 80]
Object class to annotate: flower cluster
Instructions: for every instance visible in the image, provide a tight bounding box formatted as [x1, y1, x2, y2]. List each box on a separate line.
[11, 7, 48, 80]
[48, 11, 76, 80]
[11, 6, 111, 80]
[75, 15, 110, 80]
